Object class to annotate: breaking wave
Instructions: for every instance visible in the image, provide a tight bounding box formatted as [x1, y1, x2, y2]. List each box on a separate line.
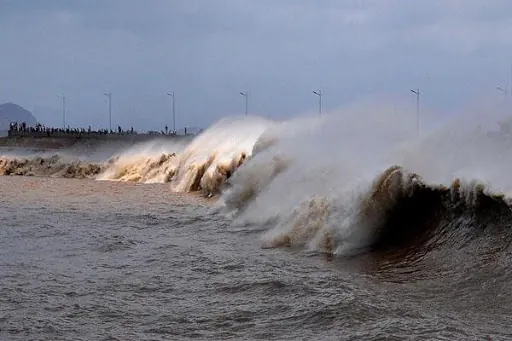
[0, 116, 271, 196]
[3, 101, 512, 259]
[0, 154, 103, 178]
[214, 102, 512, 258]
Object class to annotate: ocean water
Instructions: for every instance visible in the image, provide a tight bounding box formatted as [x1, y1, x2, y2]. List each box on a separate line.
[1, 107, 512, 340]
[2, 176, 510, 341]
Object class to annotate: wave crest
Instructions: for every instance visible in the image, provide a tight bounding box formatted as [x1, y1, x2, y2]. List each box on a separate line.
[256, 165, 511, 256]
[0, 116, 272, 196]
[97, 153, 178, 183]
[3, 106, 512, 260]
[0, 155, 103, 178]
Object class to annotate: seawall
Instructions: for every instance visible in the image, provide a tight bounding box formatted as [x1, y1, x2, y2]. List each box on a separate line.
[0, 133, 194, 151]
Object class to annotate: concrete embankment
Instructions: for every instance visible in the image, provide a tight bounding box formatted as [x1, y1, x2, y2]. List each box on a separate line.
[0, 134, 193, 151]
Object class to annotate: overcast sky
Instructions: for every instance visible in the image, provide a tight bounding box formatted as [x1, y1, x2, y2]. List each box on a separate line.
[1, 0, 512, 131]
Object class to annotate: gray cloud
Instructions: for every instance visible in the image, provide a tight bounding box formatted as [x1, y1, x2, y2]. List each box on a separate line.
[1, 0, 511, 130]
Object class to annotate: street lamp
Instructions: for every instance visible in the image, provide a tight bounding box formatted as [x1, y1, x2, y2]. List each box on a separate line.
[104, 92, 112, 132]
[313, 90, 322, 116]
[57, 94, 66, 128]
[497, 86, 509, 112]
[167, 91, 176, 133]
[240, 91, 249, 115]
[410, 88, 420, 135]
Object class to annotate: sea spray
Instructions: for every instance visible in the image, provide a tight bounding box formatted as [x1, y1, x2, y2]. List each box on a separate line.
[169, 116, 272, 195]
[96, 139, 186, 183]
[218, 101, 512, 255]
[3, 99, 512, 258]
[0, 116, 273, 195]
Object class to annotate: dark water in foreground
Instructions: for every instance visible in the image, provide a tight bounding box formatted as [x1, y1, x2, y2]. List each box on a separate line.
[1, 177, 511, 341]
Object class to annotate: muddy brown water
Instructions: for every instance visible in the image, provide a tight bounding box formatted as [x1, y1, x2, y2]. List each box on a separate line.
[0, 176, 511, 341]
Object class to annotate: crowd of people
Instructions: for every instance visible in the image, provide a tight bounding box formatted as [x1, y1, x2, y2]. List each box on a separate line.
[7, 122, 192, 137]
[8, 122, 138, 136]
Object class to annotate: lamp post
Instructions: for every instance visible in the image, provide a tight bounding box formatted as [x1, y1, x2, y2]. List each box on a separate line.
[313, 90, 322, 116]
[167, 91, 176, 133]
[57, 94, 66, 128]
[410, 88, 420, 135]
[240, 91, 249, 115]
[103, 92, 112, 132]
[497, 86, 509, 112]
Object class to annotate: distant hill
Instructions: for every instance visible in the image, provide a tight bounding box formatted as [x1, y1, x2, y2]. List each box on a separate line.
[0, 103, 38, 131]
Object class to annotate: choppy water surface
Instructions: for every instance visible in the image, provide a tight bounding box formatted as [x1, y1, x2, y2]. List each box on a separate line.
[0, 176, 511, 341]
[3, 110, 512, 340]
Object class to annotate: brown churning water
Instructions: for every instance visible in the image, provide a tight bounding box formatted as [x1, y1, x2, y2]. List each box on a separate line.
[1, 113, 512, 340]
